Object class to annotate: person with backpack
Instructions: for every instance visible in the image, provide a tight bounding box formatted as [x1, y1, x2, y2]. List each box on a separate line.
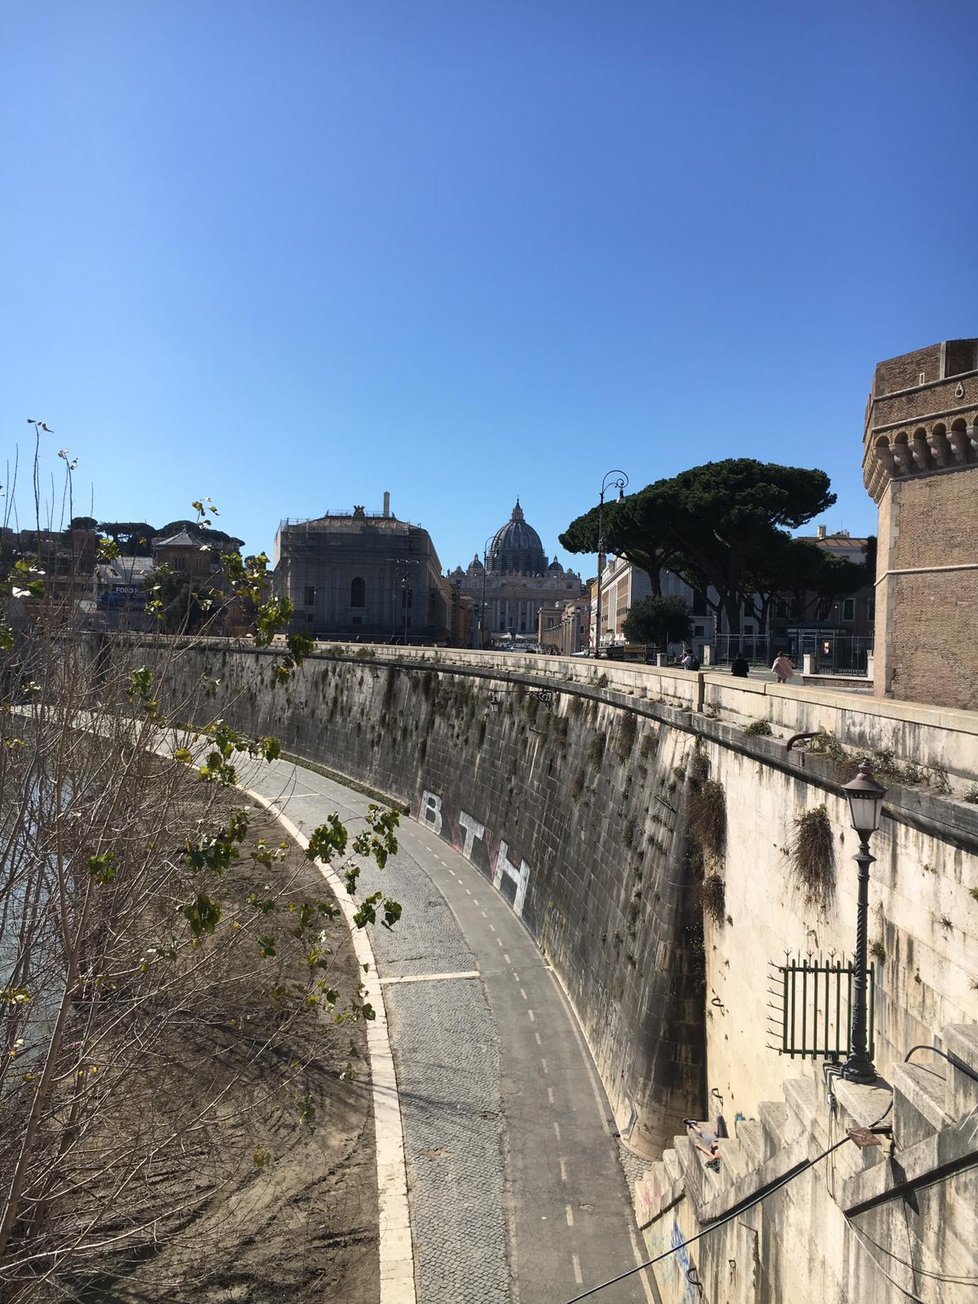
[680, 648, 700, 671]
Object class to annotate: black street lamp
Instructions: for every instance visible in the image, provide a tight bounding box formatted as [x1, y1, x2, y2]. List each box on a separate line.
[840, 759, 887, 1083]
[479, 533, 496, 650]
[594, 470, 628, 656]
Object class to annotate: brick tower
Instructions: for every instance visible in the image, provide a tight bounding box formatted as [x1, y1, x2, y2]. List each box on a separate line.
[863, 339, 978, 710]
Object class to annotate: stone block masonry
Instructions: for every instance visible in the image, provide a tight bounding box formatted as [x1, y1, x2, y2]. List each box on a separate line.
[123, 639, 978, 1161]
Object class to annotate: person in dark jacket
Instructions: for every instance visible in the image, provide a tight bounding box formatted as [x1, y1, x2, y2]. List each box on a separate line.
[731, 655, 749, 678]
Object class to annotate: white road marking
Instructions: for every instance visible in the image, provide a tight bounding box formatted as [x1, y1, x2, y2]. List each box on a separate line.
[503, 953, 510, 964]
[534, 1032, 542, 1046]
[380, 971, 480, 986]
[553, 1122, 561, 1141]
[527, 1009, 535, 1022]
[520, 988, 527, 1001]
[489, 924, 496, 933]
[565, 1204, 574, 1227]
[548, 1087, 555, 1105]
[572, 1254, 583, 1284]
[541, 1058, 548, 1074]
[560, 1158, 568, 1182]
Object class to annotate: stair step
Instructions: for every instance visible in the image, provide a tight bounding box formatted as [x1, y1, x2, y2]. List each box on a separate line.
[662, 1148, 682, 1185]
[758, 1101, 788, 1161]
[783, 1076, 818, 1131]
[735, 1119, 765, 1168]
[716, 1138, 748, 1181]
[943, 1024, 978, 1119]
[892, 1062, 951, 1149]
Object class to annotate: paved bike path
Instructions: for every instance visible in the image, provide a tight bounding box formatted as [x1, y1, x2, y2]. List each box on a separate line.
[244, 759, 651, 1304]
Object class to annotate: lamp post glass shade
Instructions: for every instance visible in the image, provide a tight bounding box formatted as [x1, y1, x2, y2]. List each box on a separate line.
[843, 760, 887, 839]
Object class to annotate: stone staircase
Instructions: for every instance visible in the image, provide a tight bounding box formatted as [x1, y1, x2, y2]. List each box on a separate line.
[634, 1022, 978, 1235]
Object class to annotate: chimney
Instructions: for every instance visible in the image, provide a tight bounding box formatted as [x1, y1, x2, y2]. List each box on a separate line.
[817, 524, 827, 540]
[383, 491, 391, 518]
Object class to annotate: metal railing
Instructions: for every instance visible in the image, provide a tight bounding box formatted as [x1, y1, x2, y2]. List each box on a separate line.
[767, 955, 875, 1061]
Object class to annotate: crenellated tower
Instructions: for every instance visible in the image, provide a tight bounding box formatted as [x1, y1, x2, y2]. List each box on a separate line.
[863, 339, 978, 709]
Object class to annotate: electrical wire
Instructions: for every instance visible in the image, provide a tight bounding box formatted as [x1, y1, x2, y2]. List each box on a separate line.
[559, 1127, 858, 1303]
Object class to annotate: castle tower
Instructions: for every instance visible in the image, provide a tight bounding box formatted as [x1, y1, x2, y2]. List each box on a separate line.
[863, 339, 978, 709]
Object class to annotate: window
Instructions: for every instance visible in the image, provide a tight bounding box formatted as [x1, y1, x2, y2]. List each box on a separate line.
[843, 598, 855, 621]
[304, 586, 316, 607]
[351, 577, 365, 608]
[692, 590, 707, 616]
[694, 625, 705, 637]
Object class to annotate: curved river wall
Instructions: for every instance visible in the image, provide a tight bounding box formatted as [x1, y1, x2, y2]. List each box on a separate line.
[131, 640, 978, 1160]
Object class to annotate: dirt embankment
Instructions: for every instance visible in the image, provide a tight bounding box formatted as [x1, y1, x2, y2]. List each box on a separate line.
[19, 797, 380, 1304]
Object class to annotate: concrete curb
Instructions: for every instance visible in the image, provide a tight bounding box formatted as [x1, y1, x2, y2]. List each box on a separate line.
[242, 785, 416, 1304]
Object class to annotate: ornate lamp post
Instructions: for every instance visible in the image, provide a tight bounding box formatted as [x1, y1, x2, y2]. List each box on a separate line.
[593, 470, 628, 656]
[479, 533, 496, 650]
[840, 759, 887, 1083]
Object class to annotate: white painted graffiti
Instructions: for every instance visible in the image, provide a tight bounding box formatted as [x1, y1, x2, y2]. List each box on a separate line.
[418, 789, 531, 918]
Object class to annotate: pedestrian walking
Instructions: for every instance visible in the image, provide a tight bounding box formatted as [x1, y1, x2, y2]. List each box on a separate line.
[772, 651, 794, 683]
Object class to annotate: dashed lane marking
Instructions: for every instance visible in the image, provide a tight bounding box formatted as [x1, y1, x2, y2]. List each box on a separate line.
[572, 1254, 583, 1285]
[527, 1009, 535, 1022]
[520, 988, 528, 1001]
[565, 1204, 574, 1227]
[560, 1158, 568, 1182]
[541, 1058, 548, 1074]
[553, 1122, 561, 1141]
[534, 1032, 542, 1046]
[548, 1087, 555, 1105]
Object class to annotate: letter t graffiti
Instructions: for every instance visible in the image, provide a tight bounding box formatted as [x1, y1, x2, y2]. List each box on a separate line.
[457, 810, 485, 861]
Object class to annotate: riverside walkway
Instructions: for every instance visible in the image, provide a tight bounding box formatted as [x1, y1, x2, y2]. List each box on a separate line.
[242, 757, 652, 1304]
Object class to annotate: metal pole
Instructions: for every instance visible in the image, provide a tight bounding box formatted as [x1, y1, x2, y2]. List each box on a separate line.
[842, 837, 878, 1082]
[594, 488, 605, 657]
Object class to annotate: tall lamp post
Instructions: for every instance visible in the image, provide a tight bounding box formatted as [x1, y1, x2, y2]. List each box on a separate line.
[841, 759, 887, 1083]
[593, 469, 628, 657]
[479, 533, 496, 650]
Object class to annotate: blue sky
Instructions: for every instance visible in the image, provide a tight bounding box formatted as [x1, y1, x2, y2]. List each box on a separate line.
[2, 1, 976, 573]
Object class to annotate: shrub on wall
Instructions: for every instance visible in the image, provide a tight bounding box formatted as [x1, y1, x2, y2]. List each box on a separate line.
[699, 873, 726, 926]
[787, 804, 836, 907]
[688, 779, 726, 862]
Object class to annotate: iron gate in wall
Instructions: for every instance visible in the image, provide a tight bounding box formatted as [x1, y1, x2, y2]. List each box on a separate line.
[767, 955, 875, 1061]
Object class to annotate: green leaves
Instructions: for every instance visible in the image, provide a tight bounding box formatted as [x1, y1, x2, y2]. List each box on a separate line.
[7, 558, 46, 600]
[181, 892, 222, 937]
[88, 852, 116, 883]
[352, 891, 402, 931]
[128, 666, 159, 717]
[306, 814, 349, 865]
[351, 804, 400, 870]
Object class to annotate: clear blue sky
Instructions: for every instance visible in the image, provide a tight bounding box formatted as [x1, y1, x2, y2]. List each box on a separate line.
[3, 1, 976, 572]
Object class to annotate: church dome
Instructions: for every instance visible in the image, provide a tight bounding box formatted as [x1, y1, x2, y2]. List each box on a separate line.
[487, 501, 547, 576]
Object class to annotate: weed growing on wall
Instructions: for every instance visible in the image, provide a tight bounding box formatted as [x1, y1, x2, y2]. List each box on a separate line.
[787, 804, 836, 907]
[615, 711, 637, 761]
[699, 873, 726, 926]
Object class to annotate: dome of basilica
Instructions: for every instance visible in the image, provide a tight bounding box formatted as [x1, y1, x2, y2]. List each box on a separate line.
[487, 501, 547, 575]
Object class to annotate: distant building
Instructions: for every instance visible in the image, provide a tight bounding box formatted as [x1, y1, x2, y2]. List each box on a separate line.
[593, 556, 717, 657]
[863, 337, 978, 709]
[274, 495, 450, 643]
[449, 501, 586, 647]
[537, 595, 590, 656]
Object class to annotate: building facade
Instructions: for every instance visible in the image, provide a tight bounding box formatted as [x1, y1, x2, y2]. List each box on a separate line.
[274, 498, 450, 643]
[449, 501, 586, 647]
[863, 338, 978, 709]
